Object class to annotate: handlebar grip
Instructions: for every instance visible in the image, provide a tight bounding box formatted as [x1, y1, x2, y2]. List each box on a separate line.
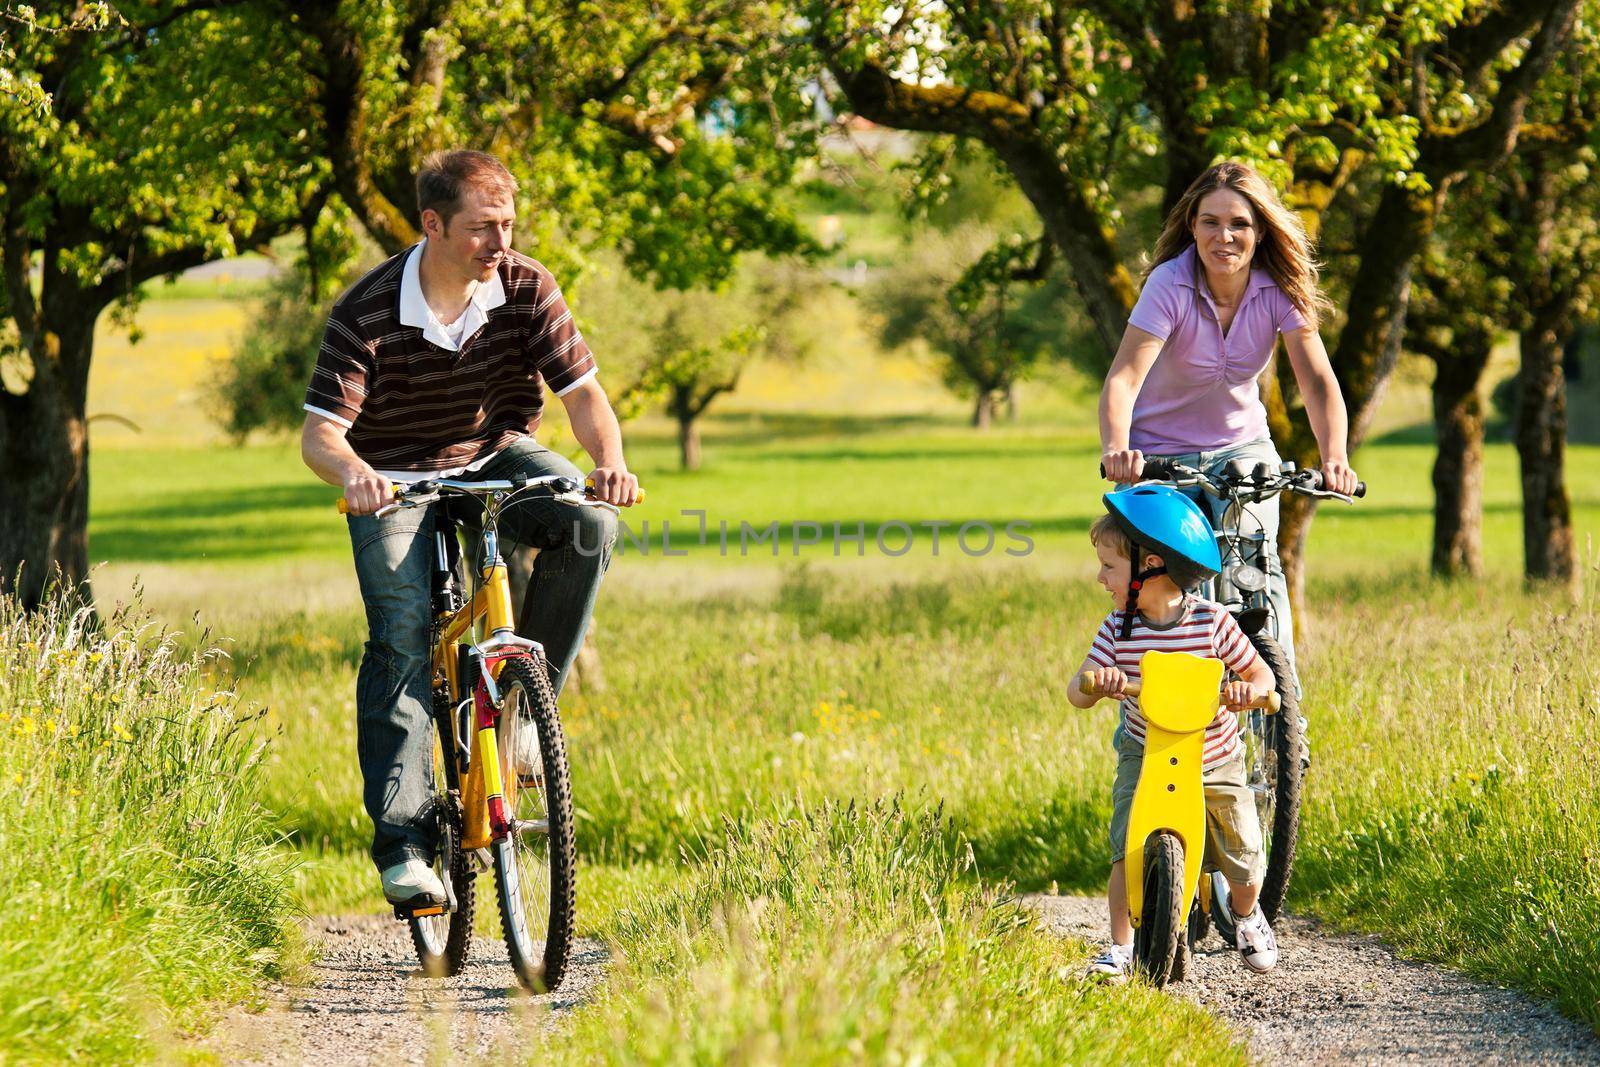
[585, 478, 645, 504]
[335, 485, 401, 514]
[1099, 457, 1172, 482]
[1353, 481, 1366, 498]
[1077, 672, 1280, 712]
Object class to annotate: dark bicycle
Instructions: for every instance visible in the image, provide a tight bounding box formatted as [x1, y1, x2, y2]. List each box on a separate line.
[1135, 457, 1364, 929]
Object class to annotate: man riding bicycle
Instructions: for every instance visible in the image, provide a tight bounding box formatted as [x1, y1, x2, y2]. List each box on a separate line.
[299, 149, 639, 910]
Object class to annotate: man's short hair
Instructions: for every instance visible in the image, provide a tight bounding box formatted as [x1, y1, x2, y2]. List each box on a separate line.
[416, 150, 518, 228]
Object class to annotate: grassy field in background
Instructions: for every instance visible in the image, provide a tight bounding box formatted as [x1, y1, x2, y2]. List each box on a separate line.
[57, 263, 1600, 1059]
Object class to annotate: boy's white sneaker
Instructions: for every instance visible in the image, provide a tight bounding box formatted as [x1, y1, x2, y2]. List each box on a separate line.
[1085, 942, 1133, 983]
[1233, 904, 1279, 972]
[381, 857, 446, 907]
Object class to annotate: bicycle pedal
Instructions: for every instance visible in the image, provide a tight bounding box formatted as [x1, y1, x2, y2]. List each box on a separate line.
[393, 901, 447, 920]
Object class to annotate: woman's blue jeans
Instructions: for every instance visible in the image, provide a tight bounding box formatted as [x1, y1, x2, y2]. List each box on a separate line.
[344, 437, 616, 872]
[1144, 437, 1298, 678]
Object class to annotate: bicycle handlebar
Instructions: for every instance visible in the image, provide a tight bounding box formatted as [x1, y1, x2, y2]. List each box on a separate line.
[1078, 671, 1281, 713]
[336, 474, 644, 515]
[1100, 458, 1365, 501]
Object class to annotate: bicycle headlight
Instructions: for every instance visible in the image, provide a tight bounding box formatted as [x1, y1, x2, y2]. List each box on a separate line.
[1230, 563, 1268, 592]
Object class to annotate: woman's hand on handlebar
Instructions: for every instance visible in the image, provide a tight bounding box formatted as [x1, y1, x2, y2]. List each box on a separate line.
[341, 469, 395, 516]
[1319, 457, 1360, 496]
[1100, 449, 1145, 483]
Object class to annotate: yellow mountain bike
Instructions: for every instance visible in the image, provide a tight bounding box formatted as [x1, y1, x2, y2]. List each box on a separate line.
[340, 473, 615, 992]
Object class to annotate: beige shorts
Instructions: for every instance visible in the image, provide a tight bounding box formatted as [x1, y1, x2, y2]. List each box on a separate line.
[1107, 732, 1265, 886]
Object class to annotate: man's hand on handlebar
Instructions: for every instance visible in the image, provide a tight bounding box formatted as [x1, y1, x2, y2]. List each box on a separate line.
[1100, 450, 1145, 483]
[342, 469, 396, 516]
[586, 466, 640, 507]
[1318, 457, 1360, 497]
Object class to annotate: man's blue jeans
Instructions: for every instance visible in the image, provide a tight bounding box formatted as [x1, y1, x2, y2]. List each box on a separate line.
[345, 437, 616, 872]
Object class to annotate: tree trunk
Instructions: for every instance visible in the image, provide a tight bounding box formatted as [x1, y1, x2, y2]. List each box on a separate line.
[0, 291, 96, 609]
[972, 391, 995, 430]
[1516, 316, 1576, 587]
[1004, 381, 1019, 422]
[678, 414, 702, 471]
[1429, 336, 1494, 577]
[1266, 179, 1444, 631]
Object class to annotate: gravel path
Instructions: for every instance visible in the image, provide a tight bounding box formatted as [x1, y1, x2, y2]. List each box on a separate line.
[1027, 894, 1600, 1065]
[203, 915, 608, 1066]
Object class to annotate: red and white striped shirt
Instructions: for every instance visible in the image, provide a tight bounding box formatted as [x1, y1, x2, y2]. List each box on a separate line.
[1084, 598, 1261, 771]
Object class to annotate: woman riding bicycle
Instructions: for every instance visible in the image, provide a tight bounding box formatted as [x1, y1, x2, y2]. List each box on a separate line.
[1099, 160, 1360, 677]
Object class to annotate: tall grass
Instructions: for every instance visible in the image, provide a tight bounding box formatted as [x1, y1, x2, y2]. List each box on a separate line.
[553, 800, 1246, 1064]
[1293, 570, 1600, 1026]
[0, 591, 297, 1064]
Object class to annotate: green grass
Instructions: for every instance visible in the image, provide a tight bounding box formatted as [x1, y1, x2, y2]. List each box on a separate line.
[75, 413, 1600, 1057]
[0, 594, 299, 1065]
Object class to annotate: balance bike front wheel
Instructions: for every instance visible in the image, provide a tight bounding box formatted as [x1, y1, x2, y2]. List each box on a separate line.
[1132, 830, 1186, 985]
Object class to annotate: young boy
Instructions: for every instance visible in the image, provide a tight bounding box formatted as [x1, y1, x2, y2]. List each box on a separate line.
[1067, 484, 1279, 981]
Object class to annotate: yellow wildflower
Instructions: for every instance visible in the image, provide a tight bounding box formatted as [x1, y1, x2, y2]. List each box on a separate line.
[114, 725, 134, 742]
[14, 716, 35, 735]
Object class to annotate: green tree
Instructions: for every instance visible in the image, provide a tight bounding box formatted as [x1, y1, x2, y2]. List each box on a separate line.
[4, 0, 818, 605]
[872, 226, 1076, 428]
[585, 255, 834, 470]
[1, 2, 323, 609]
[802, 0, 1581, 612]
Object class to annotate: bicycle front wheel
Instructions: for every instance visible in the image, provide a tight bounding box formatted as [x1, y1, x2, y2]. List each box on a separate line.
[1242, 632, 1303, 922]
[490, 654, 576, 993]
[1132, 830, 1185, 986]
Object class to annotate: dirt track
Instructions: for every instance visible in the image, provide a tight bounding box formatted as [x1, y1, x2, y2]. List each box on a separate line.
[1028, 894, 1600, 1065]
[202, 915, 608, 1066]
[204, 900, 1600, 1064]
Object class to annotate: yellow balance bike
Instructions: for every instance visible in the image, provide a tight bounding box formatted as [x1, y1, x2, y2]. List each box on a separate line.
[1082, 649, 1279, 985]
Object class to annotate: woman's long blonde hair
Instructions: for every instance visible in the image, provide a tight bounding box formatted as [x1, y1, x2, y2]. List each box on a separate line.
[1147, 161, 1331, 327]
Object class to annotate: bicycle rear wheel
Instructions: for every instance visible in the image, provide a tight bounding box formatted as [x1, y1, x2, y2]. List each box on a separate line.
[408, 738, 475, 977]
[1241, 633, 1303, 922]
[1132, 830, 1185, 986]
[490, 654, 576, 993]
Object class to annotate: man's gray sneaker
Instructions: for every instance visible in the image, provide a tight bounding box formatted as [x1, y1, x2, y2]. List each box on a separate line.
[381, 857, 446, 906]
[1085, 942, 1133, 983]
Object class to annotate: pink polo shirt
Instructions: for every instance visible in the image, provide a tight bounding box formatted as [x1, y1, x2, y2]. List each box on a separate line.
[1126, 245, 1309, 454]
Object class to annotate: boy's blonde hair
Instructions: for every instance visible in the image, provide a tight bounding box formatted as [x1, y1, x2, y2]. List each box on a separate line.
[1089, 513, 1134, 560]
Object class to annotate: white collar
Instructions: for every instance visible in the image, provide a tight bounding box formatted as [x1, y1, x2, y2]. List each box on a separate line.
[398, 240, 507, 351]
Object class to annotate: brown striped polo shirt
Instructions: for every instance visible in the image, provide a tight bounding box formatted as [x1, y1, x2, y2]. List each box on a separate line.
[303, 245, 596, 473]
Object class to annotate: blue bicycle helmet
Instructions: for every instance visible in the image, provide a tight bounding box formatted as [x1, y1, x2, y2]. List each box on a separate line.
[1102, 484, 1222, 637]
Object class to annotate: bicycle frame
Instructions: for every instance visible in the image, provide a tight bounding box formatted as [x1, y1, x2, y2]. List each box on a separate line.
[430, 516, 539, 852]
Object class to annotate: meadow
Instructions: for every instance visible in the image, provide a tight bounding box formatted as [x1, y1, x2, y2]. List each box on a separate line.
[6, 266, 1596, 1062]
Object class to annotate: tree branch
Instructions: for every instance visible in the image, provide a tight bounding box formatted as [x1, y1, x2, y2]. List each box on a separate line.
[1420, 0, 1581, 176]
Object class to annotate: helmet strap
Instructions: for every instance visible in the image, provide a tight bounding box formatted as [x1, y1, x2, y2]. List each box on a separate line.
[1119, 542, 1169, 639]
